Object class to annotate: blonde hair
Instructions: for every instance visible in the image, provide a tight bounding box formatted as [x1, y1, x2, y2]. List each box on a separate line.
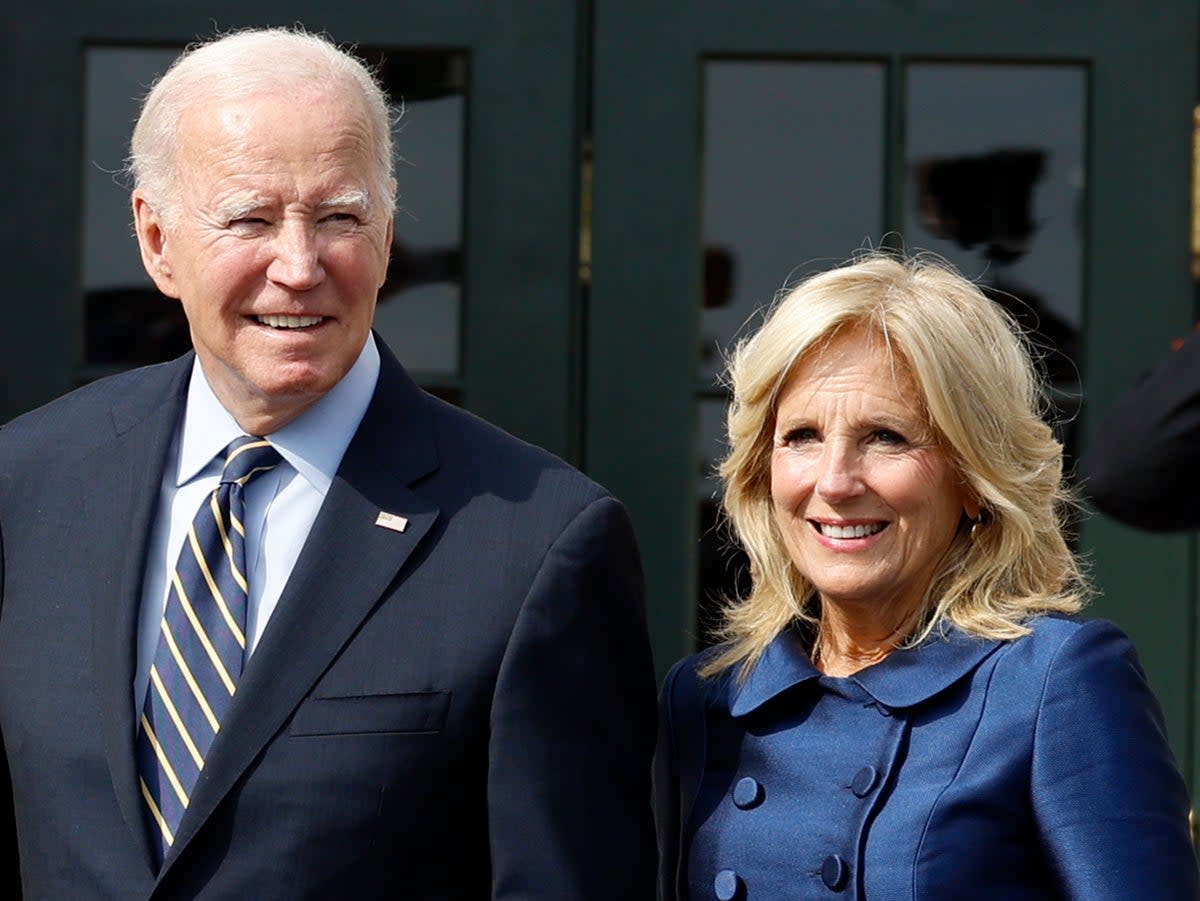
[703, 251, 1087, 678]
[128, 26, 396, 228]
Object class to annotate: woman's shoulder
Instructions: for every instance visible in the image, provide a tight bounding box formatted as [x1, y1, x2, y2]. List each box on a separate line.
[991, 614, 1143, 694]
[661, 648, 731, 705]
[1005, 613, 1131, 657]
[660, 647, 755, 729]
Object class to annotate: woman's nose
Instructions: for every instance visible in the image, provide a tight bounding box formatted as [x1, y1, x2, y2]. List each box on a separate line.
[814, 442, 865, 502]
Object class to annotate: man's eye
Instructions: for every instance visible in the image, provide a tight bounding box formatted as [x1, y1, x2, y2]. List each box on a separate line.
[229, 217, 268, 228]
[322, 212, 360, 224]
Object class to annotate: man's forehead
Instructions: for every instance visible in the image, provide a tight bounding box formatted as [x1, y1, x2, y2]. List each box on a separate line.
[170, 91, 379, 206]
[174, 82, 375, 158]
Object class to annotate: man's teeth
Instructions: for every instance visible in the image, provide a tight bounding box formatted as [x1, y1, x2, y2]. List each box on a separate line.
[819, 522, 885, 539]
[257, 314, 323, 328]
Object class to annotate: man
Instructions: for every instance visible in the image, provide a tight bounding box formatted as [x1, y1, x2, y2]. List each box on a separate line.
[1081, 329, 1200, 531]
[0, 28, 656, 900]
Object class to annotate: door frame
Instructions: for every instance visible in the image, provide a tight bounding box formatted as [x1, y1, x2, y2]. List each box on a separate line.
[0, 0, 587, 460]
[588, 0, 1199, 786]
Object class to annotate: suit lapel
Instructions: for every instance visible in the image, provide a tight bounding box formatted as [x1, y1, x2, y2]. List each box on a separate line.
[87, 357, 192, 872]
[163, 348, 441, 869]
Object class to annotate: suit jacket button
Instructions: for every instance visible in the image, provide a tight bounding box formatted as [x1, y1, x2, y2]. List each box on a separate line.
[851, 765, 879, 797]
[821, 854, 849, 891]
[714, 869, 743, 900]
[732, 776, 764, 809]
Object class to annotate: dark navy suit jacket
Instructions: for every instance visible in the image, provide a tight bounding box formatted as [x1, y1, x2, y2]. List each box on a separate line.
[1083, 331, 1200, 530]
[0, 341, 657, 900]
[657, 615, 1198, 900]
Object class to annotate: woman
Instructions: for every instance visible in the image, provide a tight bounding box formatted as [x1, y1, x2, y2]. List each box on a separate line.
[657, 253, 1199, 900]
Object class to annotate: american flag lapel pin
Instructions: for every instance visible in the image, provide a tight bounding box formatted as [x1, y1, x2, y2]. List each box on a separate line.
[375, 511, 409, 533]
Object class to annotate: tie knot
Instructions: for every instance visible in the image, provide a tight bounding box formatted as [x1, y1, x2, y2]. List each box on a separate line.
[220, 436, 282, 486]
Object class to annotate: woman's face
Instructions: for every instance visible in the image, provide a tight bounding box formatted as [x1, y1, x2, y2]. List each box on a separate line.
[770, 327, 971, 619]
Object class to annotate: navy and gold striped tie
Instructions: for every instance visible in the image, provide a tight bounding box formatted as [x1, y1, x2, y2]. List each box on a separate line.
[136, 435, 281, 863]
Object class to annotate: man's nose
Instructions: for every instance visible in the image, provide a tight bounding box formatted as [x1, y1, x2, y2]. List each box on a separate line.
[267, 222, 325, 290]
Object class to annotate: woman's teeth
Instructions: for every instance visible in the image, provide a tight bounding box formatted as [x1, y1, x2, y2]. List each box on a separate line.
[818, 522, 885, 539]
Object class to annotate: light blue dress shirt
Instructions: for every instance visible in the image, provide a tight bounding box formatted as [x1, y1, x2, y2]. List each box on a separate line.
[133, 338, 380, 709]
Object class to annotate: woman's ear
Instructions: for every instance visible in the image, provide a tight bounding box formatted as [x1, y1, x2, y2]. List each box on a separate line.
[957, 470, 982, 521]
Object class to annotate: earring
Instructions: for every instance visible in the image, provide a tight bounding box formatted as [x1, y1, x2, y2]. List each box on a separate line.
[969, 518, 982, 540]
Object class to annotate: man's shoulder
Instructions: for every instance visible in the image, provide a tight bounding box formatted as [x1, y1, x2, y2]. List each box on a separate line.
[421, 390, 610, 505]
[0, 356, 188, 459]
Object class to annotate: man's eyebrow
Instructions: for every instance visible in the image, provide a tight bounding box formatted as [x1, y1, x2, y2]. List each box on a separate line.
[215, 196, 268, 221]
[319, 190, 371, 211]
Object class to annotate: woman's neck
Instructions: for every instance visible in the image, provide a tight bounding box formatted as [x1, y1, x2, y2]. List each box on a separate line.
[813, 597, 922, 677]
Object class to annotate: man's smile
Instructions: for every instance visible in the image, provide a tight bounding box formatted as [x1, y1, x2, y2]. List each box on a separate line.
[254, 314, 325, 329]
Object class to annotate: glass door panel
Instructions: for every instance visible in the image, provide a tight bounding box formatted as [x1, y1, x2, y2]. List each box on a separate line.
[697, 59, 886, 647]
[903, 62, 1087, 456]
[694, 61, 1089, 650]
[700, 61, 886, 380]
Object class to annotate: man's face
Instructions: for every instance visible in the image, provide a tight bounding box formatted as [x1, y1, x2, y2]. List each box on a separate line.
[133, 83, 393, 434]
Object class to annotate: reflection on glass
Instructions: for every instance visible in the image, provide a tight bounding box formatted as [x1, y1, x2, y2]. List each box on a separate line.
[904, 63, 1087, 447]
[81, 46, 465, 382]
[700, 60, 886, 382]
[696, 60, 886, 648]
[82, 48, 188, 367]
[366, 49, 465, 378]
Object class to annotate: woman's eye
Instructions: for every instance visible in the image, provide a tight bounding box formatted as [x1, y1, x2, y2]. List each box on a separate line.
[872, 429, 907, 445]
[781, 427, 818, 445]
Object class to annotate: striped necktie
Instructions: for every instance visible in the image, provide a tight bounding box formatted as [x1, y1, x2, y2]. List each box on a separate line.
[136, 435, 282, 863]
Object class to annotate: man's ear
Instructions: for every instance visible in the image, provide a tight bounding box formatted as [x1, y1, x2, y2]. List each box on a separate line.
[132, 190, 181, 299]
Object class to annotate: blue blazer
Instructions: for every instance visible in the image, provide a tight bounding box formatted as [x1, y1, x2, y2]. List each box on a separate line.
[657, 615, 1199, 900]
[0, 341, 657, 900]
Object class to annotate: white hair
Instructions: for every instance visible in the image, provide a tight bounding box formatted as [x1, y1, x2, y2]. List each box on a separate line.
[128, 26, 396, 226]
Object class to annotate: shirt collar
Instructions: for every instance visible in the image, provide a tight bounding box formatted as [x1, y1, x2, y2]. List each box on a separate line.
[177, 336, 381, 493]
[729, 621, 1002, 718]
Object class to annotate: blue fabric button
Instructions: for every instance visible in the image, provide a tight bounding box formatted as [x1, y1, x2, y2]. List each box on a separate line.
[732, 776, 764, 809]
[821, 854, 848, 891]
[851, 765, 879, 797]
[714, 868, 742, 900]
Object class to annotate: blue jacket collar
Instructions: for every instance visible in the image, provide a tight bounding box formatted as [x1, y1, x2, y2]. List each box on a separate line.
[730, 623, 1002, 717]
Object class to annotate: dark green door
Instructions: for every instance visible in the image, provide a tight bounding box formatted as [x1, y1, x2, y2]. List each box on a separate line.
[0, 0, 586, 460]
[587, 0, 1199, 790]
